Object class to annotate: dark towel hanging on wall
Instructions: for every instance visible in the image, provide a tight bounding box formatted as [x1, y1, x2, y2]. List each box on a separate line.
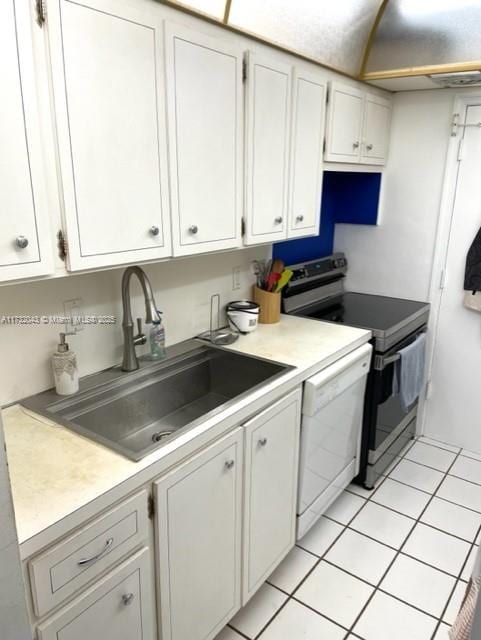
[465, 226, 481, 292]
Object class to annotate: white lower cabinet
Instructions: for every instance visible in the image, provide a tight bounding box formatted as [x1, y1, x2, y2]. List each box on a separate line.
[242, 389, 302, 602]
[154, 429, 244, 640]
[37, 547, 154, 640]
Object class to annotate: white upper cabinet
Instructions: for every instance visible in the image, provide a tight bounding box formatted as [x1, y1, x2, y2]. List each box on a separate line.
[325, 82, 364, 163]
[244, 53, 292, 245]
[164, 23, 243, 256]
[46, 0, 172, 271]
[360, 93, 392, 165]
[288, 70, 326, 239]
[0, 0, 52, 282]
[325, 81, 391, 165]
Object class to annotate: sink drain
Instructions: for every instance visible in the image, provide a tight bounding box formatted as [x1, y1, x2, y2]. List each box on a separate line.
[152, 430, 173, 443]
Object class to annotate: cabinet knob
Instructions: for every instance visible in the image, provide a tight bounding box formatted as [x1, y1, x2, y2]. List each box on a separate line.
[15, 235, 29, 249]
[296, 215, 304, 223]
[150, 225, 160, 236]
[224, 459, 235, 470]
[189, 225, 198, 234]
[274, 217, 283, 225]
[122, 593, 135, 606]
[366, 143, 373, 151]
[258, 437, 268, 447]
[353, 141, 360, 149]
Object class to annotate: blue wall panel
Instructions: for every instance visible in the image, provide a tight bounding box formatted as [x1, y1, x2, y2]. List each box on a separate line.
[273, 171, 382, 265]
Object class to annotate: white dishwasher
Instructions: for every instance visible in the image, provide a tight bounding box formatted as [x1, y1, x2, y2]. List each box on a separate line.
[297, 343, 372, 539]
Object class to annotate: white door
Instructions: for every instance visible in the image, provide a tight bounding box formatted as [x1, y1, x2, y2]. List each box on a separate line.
[242, 389, 301, 602]
[424, 104, 481, 451]
[360, 93, 392, 165]
[155, 429, 243, 640]
[324, 82, 364, 163]
[0, 0, 52, 281]
[287, 70, 326, 239]
[47, 0, 171, 271]
[244, 53, 292, 245]
[37, 548, 154, 640]
[164, 23, 243, 256]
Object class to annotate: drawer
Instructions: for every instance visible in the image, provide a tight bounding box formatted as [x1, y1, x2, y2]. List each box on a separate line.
[37, 546, 154, 640]
[29, 490, 149, 617]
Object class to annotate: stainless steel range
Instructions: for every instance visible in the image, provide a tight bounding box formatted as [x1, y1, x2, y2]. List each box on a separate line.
[282, 252, 430, 489]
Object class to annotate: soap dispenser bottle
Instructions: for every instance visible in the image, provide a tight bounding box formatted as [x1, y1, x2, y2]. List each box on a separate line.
[52, 333, 79, 396]
[149, 312, 166, 360]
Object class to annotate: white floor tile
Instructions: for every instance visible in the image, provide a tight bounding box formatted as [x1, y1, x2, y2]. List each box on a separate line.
[325, 528, 397, 585]
[380, 554, 456, 618]
[402, 523, 471, 576]
[214, 628, 244, 640]
[346, 483, 378, 499]
[443, 581, 466, 625]
[298, 517, 344, 557]
[434, 622, 452, 640]
[450, 456, 481, 485]
[353, 591, 437, 640]
[325, 491, 366, 525]
[438, 476, 481, 513]
[460, 449, 481, 462]
[350, 502, 414, 549]
[418, 436, 460, 454]
[230, 583, 287, 639]
[389, 459, 444, 494]
[268, 546, 317, 594]
[405, 441, 457, 472]
[258, 599, 346, 640]
[371, 478, 431, 519]
[421, 497, 481, 543]
[461, 545, 478, 581]
[296, 561, 374, 629]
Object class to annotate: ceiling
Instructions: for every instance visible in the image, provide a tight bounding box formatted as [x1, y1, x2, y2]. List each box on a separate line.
[163, 0, 481, 90]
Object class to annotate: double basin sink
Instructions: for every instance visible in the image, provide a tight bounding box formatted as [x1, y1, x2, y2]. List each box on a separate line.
[21, 342, 292, 461]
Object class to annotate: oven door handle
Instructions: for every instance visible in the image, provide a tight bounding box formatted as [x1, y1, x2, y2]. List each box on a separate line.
[374, 353, 400, 371]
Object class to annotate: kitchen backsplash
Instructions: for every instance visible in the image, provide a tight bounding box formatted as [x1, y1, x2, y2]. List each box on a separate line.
[0, 246, 269, 406]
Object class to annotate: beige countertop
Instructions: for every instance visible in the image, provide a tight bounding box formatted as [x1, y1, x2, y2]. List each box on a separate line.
[2, 314, 370, 557]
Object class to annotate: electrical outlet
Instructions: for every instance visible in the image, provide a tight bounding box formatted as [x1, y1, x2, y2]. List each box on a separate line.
[63, 298, 84, 333]
[232, 266, 241, 291]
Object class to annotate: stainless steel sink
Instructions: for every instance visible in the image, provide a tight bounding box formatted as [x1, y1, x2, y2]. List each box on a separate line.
[21, 342, 292, 460]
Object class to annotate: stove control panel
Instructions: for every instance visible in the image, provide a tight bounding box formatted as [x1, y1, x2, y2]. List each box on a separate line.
[289, 254, 347, 283]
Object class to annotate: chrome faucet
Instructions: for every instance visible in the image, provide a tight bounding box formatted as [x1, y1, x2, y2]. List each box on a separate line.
[121, 266, 159, 372]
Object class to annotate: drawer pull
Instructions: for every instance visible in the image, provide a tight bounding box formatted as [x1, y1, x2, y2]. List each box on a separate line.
[224, 459, 235, 470]
[77, 537, 114, 566]
[258, 437, 268, 446]
[122, 592, 135, 606]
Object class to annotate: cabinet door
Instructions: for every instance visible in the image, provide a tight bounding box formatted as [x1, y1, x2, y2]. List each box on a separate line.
[155, 429, 243, 640]
[244, 53, 292, 245]
[242, 389, 302, 602]
[324, 81, 364, 163]
[37, 547, 154, 640]
[47, 0, 171, 271]
[0, 1, 52, 281]
[164, 23, 243, 256]
[287, 70, 326, 239]
[360, 93, 392, 165]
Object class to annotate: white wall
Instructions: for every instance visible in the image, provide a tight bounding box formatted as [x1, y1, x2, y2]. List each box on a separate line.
[0, 247, 268, 406]
[0, 415, 30, 639]
[334, 89, 457, 301]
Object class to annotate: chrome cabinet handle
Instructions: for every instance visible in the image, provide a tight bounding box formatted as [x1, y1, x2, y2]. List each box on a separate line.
[274, 217, 283, 225]
[150, 225, 160, 236]
[225, 459, 235, 470]
[189, 225, 198, 234]
[296, 215, 304, 223]
[77, 537, 114, 566]
[15, 236, 29, 249]
[366, 143, 373, 151]
[353, 141, 360, 149]
[122, 593, 135, 606]
[258, 437, 268, 447]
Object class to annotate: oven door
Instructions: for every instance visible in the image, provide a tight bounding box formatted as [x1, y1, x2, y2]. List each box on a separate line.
[367, 326, 427, 464]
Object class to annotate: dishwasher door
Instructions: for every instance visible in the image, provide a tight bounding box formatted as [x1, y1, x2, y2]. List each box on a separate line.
[297, 343, 372, 539]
